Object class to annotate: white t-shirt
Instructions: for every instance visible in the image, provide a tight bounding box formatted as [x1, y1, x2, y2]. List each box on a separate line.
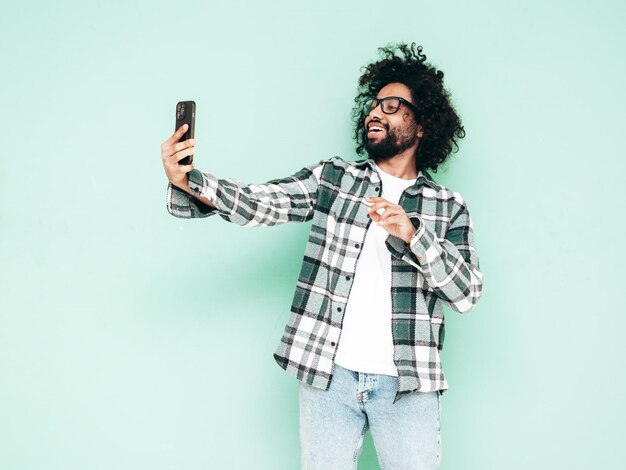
[334, 163, 417, 376]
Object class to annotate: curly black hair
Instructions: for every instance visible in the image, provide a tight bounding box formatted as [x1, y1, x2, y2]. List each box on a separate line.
[353, 43, 465, 172]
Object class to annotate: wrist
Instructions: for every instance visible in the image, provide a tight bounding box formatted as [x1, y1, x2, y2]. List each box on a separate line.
[402, 229, 416, 244]
[174, 175, 191, 194]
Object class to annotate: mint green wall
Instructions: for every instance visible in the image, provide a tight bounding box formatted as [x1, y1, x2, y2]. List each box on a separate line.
[1, 1, 624, 468]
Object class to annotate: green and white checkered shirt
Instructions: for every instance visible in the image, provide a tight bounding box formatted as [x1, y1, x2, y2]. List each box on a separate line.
[167, 156, 483, 402]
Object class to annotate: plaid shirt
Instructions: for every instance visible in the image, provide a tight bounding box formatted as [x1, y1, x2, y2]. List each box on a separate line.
[167, 156, 483, 402]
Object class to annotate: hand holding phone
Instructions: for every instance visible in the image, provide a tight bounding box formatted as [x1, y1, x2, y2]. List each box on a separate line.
[161, 124, 195, 192]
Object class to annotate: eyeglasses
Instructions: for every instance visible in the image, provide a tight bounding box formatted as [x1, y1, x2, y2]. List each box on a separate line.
[367, 96, 418, 115]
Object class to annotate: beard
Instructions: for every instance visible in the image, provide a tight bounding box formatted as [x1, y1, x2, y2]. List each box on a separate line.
[365, 121, 419, 161]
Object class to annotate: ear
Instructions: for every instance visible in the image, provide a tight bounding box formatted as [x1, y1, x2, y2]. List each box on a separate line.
[417, 125, 424, 138]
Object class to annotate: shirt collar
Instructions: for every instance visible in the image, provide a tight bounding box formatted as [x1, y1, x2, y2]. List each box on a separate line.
[354, 158, 441, 192]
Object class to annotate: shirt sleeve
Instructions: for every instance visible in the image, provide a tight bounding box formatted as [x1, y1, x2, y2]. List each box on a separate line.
[385, 201, 484, 313]
[166, 159, 326, 227]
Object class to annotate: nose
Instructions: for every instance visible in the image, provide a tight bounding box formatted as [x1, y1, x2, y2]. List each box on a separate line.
[367, 101, 384, 121]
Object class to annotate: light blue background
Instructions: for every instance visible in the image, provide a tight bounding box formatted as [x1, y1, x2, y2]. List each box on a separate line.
[1, 0, 624, 468]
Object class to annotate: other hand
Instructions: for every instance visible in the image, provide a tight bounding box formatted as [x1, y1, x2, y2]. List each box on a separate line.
[365, 197, 416, 244]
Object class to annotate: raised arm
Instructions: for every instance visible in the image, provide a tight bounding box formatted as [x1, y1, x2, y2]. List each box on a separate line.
[162, 124, 326, 225]
[169, 160, 325, 226]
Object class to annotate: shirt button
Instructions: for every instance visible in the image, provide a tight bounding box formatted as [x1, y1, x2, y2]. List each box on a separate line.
[346, 276, 351, 281]
[355, 243, 360, 249]
[375, 187, 381, 193]
[337, 307, 342, 312]
[331, 341, 336, 347]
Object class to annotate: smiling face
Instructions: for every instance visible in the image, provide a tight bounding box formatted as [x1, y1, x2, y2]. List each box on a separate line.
[364, 82, 424, 161]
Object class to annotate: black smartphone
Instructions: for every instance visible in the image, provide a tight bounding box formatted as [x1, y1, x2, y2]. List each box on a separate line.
[175, 101, 195, 165]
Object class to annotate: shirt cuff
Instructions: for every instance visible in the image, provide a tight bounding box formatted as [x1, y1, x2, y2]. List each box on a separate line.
[166, 169, 219, 218]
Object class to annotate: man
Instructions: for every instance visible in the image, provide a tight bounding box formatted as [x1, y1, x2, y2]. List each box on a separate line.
[161, 43, 483, 469]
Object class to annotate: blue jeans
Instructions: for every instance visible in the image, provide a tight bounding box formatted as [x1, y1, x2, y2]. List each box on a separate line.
[299, 364, 442, 469]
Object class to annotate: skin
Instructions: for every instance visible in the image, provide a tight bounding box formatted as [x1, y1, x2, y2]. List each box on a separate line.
[161, 82, 424, 242]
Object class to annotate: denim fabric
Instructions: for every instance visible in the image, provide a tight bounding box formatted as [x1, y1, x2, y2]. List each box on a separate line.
[299, 364, 442, 469]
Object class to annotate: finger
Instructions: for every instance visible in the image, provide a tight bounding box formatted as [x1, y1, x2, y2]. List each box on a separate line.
[379, 214, 408, 226]
[365, 196, 389, 205]
[368, 208, 385, 221]
[179, 163, 194, 173]
[172, 146, 195, 163]
[368, 207, 396, 222]
[174, 123, 189, 138]
[161, 138, 195, 161]
[163, 123, 189, 147]
[368, 200, 397, 212]
[378, 207, 402, 220]
[369, 211, 381, 222]
[171, 138, 195, 153]
[379, 212, 406, 223]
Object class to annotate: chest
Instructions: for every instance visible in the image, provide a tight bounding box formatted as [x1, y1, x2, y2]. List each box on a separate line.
[316, 169, 454, 240]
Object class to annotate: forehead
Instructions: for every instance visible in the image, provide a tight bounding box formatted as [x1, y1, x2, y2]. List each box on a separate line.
[376, 82, 412, 101]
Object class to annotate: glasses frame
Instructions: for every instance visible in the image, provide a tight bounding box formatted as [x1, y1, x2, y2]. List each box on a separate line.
[368, 96, 418, 115]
